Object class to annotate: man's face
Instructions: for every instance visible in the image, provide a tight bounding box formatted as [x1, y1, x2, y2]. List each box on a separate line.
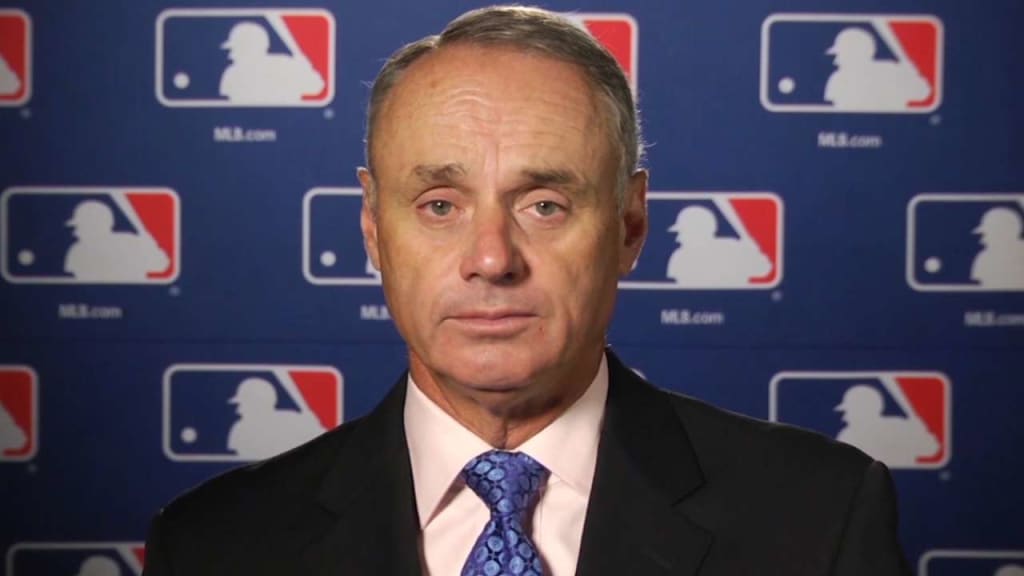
[361, 45, 646, 409]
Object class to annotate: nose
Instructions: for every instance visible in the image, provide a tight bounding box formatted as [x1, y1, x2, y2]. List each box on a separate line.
[459, 204, 526, 284]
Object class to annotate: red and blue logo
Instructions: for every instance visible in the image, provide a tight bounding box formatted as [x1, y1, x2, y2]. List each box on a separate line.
[564, 13, 637, 91]
[0, 187, 179, 285]
[761, 13, 943, 113]
[770, 371, 951, 469]
[303, 187, 380, 286]
[908, 193, 1024, 292]
[5, 542, 145, 576]
[0, 365, 36, 463]
[163, 364, 343, 462]
[0, 9, 30, 107]
[620, 192, 783, 290]
[156, 8, 335, 107]
[920, 550, 1024, 576]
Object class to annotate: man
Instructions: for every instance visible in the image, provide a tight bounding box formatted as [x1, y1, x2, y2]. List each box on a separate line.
[143, 6, 910, 575]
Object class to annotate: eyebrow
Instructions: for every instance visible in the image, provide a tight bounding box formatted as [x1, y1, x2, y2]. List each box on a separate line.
[411, 163, 468, 185]
[520, 168, 584, 192]
[408, 164, 589, 196]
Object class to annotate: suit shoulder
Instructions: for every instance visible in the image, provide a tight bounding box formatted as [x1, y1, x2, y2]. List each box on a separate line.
[663, 389, 873, 482]
[156, 415, 364, 527]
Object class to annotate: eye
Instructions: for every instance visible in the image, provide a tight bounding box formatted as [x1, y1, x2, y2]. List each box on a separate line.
[532, 201, 563, 217]
[428, 200, 454, 217]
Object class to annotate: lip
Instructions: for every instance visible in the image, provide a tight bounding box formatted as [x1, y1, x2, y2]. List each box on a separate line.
[446, 310, 537, 336]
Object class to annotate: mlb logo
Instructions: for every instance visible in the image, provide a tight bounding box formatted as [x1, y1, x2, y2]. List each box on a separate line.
[908, 193, 1024, 292]
[0, 365, 37, 463]
[163, 364, 343, 462]
[5, 542, 145, 576]
[620, 192, 782, 290]
[563, 13, 637, 91]
[920, 550, 1024, 576]
[156, 8, 335, 107]
[0, 187, 180, 285]
[303, 187, 380, 286]
[770, 371, 951, 469]
[760, 13, 943, 113]
[0, 9, 30, 107]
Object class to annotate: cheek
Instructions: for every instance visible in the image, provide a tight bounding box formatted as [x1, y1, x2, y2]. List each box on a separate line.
[544, 236, 619, 322]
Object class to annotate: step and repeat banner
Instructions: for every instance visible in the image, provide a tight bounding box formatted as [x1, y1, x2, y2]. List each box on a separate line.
[1, 1, 1022, 574]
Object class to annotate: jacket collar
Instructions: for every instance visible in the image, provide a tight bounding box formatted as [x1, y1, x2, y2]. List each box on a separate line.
[574, 349, 712, 575]
[299, 377, 423, 575]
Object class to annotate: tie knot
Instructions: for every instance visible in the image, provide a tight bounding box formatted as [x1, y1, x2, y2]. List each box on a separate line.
[461, 450, 549, 518]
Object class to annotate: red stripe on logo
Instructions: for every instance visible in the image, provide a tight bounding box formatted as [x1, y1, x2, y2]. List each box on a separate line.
[889, 21, 939, 108]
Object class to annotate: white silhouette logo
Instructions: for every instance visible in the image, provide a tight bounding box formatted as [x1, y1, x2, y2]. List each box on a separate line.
[834, 384, 940, 467]
[823, 27, 931, 111]
[995, 565, 1024, 576]
[665, 206, 772, 286]
[0, 53, 21, 95]
[63, 200, 170, 282]
[218, 21, 324, 104]
[970, 207, 1024, 289]
[0, 399, 27, 453]
[74, 556, 121, 576]
[226, 377, 325, 459]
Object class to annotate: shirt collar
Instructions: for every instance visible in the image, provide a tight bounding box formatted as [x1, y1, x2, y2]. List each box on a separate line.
[404, 354, 609, 529]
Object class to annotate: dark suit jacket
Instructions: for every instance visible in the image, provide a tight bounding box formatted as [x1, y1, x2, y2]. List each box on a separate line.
[142, 351, 911, 575]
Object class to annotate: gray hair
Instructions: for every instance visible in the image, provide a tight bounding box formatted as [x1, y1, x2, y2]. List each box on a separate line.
[363, 5, 644, 207]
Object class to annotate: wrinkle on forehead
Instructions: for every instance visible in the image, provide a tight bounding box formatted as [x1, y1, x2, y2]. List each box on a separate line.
[371, 45, 613, 191]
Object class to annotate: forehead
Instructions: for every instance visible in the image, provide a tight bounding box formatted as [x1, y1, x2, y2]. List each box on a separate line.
[371, 44, 614, 181]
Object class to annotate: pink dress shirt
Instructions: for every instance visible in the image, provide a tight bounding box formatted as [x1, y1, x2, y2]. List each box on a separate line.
[404, 355, 609, 576]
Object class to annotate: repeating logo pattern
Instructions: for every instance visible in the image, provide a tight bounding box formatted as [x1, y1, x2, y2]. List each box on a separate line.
[163, 364, 343, 462]
[920, 550, 1024, 576]
[770, 371, 951, 469]
[5, 542, 145, 576]
[620, 192, 783, 290]
[0, 187, 179, 285]
[303, 187, 379, 286]
[761, 13, 943, 113]
[908, 193, 1024, 292]
[0, 9, 30, 106]
[156, 8, 335, 107]
[0, 365, 36, 463]
[564, 13, 638, 91]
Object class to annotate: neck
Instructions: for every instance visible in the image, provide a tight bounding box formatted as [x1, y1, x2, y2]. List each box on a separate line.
[409, 350, 602, 449]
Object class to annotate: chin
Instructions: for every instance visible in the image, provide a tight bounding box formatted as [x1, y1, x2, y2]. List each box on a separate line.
[442, 342, 554, 391]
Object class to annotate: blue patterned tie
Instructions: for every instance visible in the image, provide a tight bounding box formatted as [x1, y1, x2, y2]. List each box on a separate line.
[460, 450, 549, 576]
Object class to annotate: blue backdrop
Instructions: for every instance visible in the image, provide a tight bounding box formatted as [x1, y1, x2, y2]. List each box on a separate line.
[1, 1, 1022, 574]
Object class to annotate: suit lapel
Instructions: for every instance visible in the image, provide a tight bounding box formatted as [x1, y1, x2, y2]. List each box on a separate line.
[297, 377, 423, 575]
[575, 351, 713, 575]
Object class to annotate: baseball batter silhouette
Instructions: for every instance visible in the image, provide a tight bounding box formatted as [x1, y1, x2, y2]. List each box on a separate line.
[834, 385, 940, 467]
[0, 53, 21, 95]
[219, 21, 324, 104]
[226, 377, 325, 459]
[0, 400, 27, 454]
[63, 200, 169, 282]
[665, 206, 771, 286]
[823, 27, 931, 111]
[971, 207, 1024, 289]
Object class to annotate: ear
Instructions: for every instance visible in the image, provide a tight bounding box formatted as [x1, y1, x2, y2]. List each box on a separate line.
[618, 169, 648, 277]
[358, 167, 382, 273]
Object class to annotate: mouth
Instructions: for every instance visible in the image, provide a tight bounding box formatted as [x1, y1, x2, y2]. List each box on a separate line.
[446, 310, 537, 336]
